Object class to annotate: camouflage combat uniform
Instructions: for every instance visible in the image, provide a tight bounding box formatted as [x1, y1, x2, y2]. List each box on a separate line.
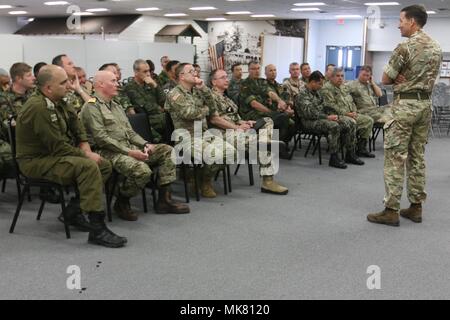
[64, 90, 86, 114]
[0, 88, 33, 119]
[122, 78, 167, 143]
[162, 79, 178, 95]
[158, 71, 170, 88]
[282, 78, 305, 107]
[382, 29, 442, 210]
[80, 94, 176, 199]
[227, 78, 241, 106]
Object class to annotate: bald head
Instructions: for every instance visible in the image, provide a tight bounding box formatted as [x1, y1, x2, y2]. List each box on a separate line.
[93, 70, 118, 101]
[265, 64, 277, 82]
[37, 65, 69, 101]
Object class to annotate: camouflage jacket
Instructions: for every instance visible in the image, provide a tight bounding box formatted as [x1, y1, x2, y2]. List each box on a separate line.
[295, 86, 328, 121]
[239, 77, 275, 117]
[80, 94, 147, 155]
[227, 78, 241, 105]
[282, 78, 305, 106]
[64, 90, 85, 113]
[0, 88, 33, 119]
[165, 85, 215, 137]
[158, 71, 170, 88]
[321, 81, 357, 115]
[346, 80, 379, 110]
[384, 29, 442, 94]
[122, 78, 166, 116]
[210, 88, 242, 128]
[162, 79, 178, 95]
[267, 80, 289, 104]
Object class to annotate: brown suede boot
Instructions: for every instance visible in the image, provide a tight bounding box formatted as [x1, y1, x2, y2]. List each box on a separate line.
[400, 203, 422, 223]
[367, 208, 399, 227]
[261, 176, 289, 195]
[114, 196, 138, 221]
[156, 186, 190, 214]
[201, 176, 217, 198]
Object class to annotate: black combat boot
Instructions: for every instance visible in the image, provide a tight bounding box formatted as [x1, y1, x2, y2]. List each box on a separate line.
[356, 139, 375, 158]
[345, 149, 365, 166]
[156, 186, 190, 214]
[114, 195, 138, 221]
[329, 153, 347, 169]
[58, 197, 91, 232]
[87, 213, 127, 248]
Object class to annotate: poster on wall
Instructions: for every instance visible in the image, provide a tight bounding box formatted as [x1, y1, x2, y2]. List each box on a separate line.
[208, 20, 306, 72]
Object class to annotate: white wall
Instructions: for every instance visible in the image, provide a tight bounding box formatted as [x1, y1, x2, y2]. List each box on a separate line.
[0, 17, 19, 34]
[306, 20, 320, 71]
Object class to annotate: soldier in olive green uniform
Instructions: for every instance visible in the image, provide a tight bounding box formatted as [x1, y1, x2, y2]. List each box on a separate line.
[368, 5, 442, 226]
[81, 71, 189, 221]
[123, 60, 167, 143]
[16, 65, 126, 248]
[0, 68, 10, 92]
[0, 112, 13, 178]
[295, 71, 364, 169]
[209, 69, 288, 195]
[226, 63, 243, 106]
[165, 63, 235, 198]
[346, 65, 390, 123]
[321, 68, 375, 158]
[158, 56, 171, 87]
[99, 63, 134, 114]
[161, 60, 180, 95]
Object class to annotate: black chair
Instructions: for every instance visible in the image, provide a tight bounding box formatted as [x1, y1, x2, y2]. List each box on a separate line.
[127, 113, 154, 143]
[369, 89, 389, 152]
[7, 119, 73, 239]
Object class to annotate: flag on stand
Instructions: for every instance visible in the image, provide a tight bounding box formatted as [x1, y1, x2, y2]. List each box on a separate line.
[209, 40, 225, 70]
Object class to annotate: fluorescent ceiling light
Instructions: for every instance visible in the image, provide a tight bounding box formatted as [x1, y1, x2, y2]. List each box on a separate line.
[189, 7, 217, 11]
[136, 8, 160, 12]
[364, 2, 400, 5]
[9, 11, 27, 15]
[251, 14, 275, 18]
[44, 1, 69, 5]
[291, 8, 321, 12]
[206, 17, 227, 21]
[28, 17, 34, 22]
[427, 11, 436, 14]
[226, 11, 252, 15]
[293, 2, 326, 6]
[164, 13, 187, 17]
[0, 5, 13, 9]
[335, 14, 362, 18]
[86, 8, 109, 12]
[73, 12, 94, 16]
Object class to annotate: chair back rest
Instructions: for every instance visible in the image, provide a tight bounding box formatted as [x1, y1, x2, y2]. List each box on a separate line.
[164, 112, 176, 146]
[127, 113, 154, 143]
[379, 89, 389, 106]
[7, 118, 26, 184]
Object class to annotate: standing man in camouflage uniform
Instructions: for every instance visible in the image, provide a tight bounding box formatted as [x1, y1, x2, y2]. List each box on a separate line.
[227, 63, 243, 105]
[282, 62, 304, 107]
[209, 69, 288, 195]
[239, 61, 294, 157]
[165, 63, 235, 198]
[295, 71, 364, 169]
[347, 65, 390, 123]
[321, 68, 375, 158]
[368, 5, 442, 226]
[16, 65, 126, 248]
[81, 71, 189, 221]
[123, 59, 167, 143]
[52, 54, 92, 113]
[158, 56, 171, 87]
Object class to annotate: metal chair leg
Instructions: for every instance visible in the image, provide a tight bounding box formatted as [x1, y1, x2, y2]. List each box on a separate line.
[142, 189, 148, 213]
[181, 165, 190, 204]
[58, 187, 70, 239]
[2, 179, 6, 193]
[226, 165, 232, 193]
[234, 164, 241, 176]
[37, 200, 46, 220]
[9, 185, 28, 234]
[223, 169, 228, 195]
[193, 165, 200, 202]
[318, 136, 322, 165]
[248, 163, 254, 186]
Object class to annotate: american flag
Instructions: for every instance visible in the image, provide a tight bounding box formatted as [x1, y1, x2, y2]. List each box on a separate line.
[209, 40, 225, 70]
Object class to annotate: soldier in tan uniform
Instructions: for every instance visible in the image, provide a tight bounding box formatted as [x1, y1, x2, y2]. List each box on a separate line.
[368, 5, 442, 226]
[81, 71, 189, 221]
[282, 62, 304, 107]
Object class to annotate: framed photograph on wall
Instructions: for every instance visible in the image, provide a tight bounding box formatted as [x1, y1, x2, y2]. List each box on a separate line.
[440, 60, 450, 78]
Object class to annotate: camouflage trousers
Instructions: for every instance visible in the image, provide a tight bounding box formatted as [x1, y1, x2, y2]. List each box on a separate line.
[148, 113, 167, 143]
[241, 110, 295, 143]
[302, 117, 357, 154]
[19, 156, 112, 213]
[0, 140, 14, 178]
[352, 113, 374, 140]
[383, 99, 432, 211]
[99, 144, 176, 198]
[359, 106, 392, 124]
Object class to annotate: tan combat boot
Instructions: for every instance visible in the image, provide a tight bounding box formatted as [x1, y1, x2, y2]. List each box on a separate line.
[156, 187, 190, 214]
[114, 196, 138, 221]
[261, 176, 289, 195]
[367, 208, 399, 227]
[400, 203, 422, 223]
[201, 176, 217, 198]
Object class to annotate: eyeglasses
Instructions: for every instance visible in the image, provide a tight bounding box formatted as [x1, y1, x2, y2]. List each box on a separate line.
[181, 69, 196, 75]
[214, 76, 228, 80]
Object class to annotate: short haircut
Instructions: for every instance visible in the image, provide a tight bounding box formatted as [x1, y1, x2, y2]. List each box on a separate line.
[209, 69, 221, 85]
[10, 63, 32, 81]
[99, 63, 116, 71]
[248, 61, 259, 68]
[331, 67, 344, 77]
[175, 63, 191, 80]
[160, 56, 169, 63]
[309, 71, 325, 83]
[300, 63, 310, 70]
[133, 59, 148, 72]
[359, 65, 373, 74]
[146, 59, 155, 72]
[36, 67, 54, 89]
[289, 62, 300, 68]
[52, 54, 67, 67]
[231, 63, 241, 73]
[401, 5, 427, 27]
[33, 62, 47, 77]
[166, 60, 180, 73]
[74, 66, 84, 73]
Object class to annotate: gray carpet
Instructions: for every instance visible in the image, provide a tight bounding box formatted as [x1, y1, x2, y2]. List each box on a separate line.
[1, 137, 449, 300]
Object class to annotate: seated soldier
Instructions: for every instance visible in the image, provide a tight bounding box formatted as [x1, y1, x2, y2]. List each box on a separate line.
[295, 71, 364, 168]
[282, 62, 304, 107]
[81, 71, 190, 221]
[227, 63, 243, 105]
[321, 67, 375, 159]
[162, 60, 180, 94]
[123, 59, 167, 143]
[346, 65, 391, 124]
[239, 61, 295, 158]
[209, 69, 288, 195]
[0, 68, 10, 92]
[16, 65, 126, 248]
[99, 63, 134, 115]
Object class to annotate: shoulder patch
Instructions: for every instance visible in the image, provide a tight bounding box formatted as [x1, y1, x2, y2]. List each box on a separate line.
[50, 113, 58, 122]
[45, 97, 55, 110]
[88, 98, 97, 104]
[172, 93, 181, 102]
